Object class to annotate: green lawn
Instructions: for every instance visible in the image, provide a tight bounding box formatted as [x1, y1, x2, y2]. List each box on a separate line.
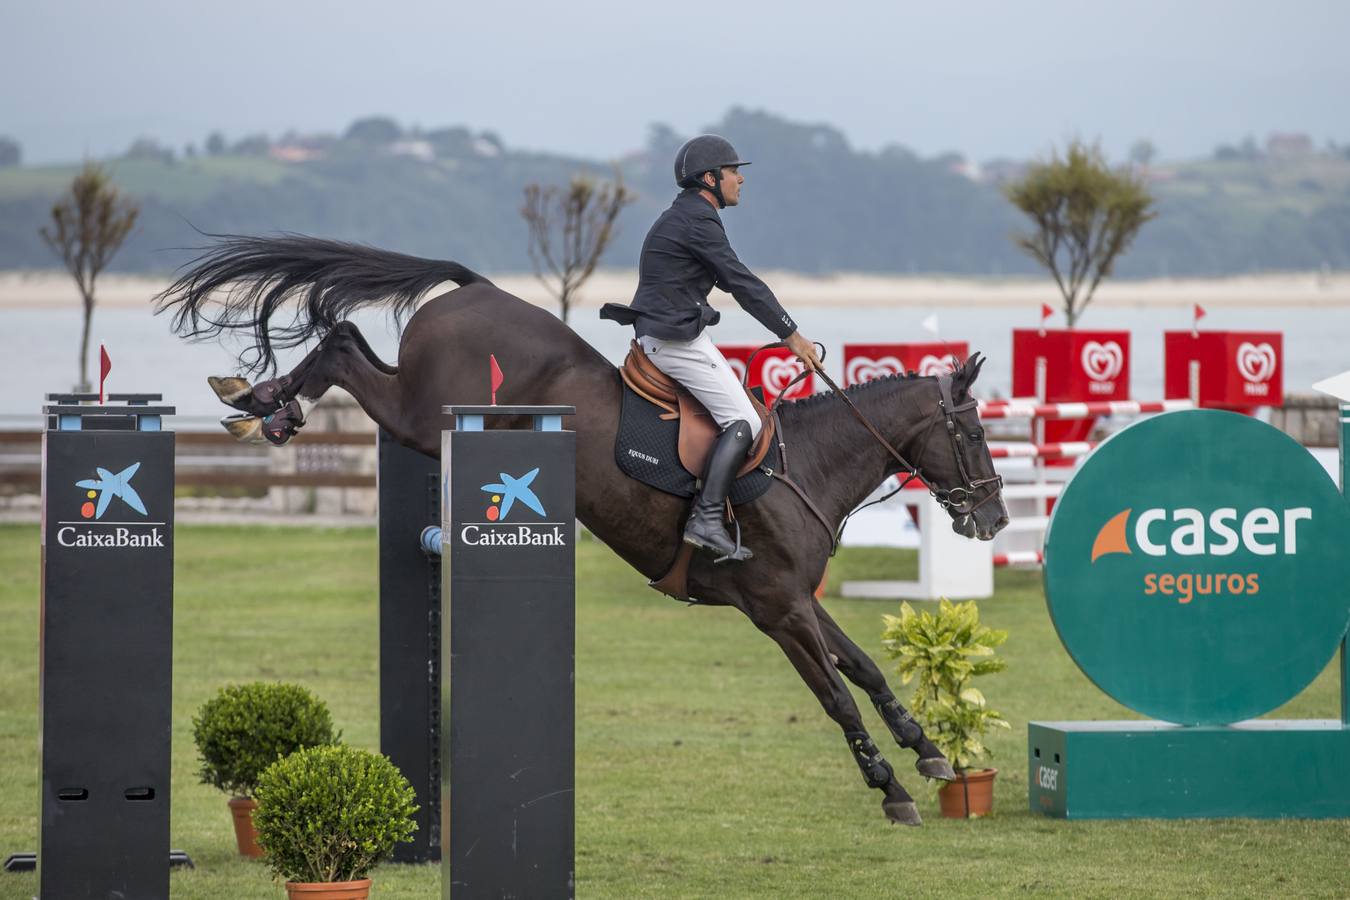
[1, 524, 1347, 899]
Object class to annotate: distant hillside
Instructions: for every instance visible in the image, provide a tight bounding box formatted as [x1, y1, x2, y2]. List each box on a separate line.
[1, 108, 1348, 277]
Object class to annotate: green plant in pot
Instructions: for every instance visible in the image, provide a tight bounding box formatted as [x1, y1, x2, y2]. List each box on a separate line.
[253, 744, 418, 900]
[881, 598, 1010, 818]
[193, 682, 339, 857]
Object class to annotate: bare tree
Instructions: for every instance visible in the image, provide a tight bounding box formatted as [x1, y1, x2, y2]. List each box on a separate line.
[1005, 140, 1156, 328]
[521, 170, 634, 323]
[40, 162, 139, 390]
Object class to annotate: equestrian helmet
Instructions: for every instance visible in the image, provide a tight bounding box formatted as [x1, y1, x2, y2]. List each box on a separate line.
[673, 134, 751, 188]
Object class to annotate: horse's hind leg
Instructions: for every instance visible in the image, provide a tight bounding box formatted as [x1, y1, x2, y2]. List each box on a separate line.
[753, 599, 923, 826]
[211, 322, 411, 448]
[813, 601, 956, 781]
[211, 321, 392, 414]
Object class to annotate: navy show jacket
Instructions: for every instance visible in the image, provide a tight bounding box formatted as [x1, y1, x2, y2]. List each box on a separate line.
[600, 189, 797, 342]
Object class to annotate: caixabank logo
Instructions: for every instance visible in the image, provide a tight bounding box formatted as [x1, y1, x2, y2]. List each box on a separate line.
[458, 467, 566, 548]
[57, 461, 167, 549]
[1043, 410, 1350, 726]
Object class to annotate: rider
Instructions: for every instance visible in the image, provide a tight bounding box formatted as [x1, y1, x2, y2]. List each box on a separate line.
[601, 134, 822, 562]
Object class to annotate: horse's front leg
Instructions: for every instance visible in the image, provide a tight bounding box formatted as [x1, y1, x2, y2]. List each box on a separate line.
[813, 600, 956, 782]
[753, 600, 923, 826]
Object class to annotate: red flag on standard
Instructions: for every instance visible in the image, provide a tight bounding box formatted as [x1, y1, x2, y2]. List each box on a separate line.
[1040, 303, 1053, 321]
[1194, 303, 1206, 323]
[99, 344, 112, 405]
[489, 354, 504, 405]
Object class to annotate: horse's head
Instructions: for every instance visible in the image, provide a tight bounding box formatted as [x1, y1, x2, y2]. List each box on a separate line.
[911, 353, 1009, 541]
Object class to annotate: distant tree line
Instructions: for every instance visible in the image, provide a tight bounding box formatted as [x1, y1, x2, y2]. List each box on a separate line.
[1, 110, 1349, 277]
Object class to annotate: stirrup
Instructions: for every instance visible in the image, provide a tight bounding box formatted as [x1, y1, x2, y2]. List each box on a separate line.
[712, 518, 753, 564]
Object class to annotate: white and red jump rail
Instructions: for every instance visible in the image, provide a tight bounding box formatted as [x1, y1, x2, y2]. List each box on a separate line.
[977, 399, 1193, 421]
[977, 398, 1194, 566]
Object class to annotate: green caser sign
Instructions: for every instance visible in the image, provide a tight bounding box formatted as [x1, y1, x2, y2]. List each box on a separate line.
[1043, 410, 1350, 726]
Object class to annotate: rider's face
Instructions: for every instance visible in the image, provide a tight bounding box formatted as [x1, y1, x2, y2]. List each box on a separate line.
[703, 166, 744, 206]
[719, 166, 744, 206]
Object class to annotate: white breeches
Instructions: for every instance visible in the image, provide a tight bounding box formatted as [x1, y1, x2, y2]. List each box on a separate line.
[638, 332, 763, 441]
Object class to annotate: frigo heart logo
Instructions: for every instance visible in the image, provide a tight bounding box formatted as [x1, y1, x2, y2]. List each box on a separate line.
[761, 356, 808, 396]
[1081, 341, 1124, 382]
[845, 355, 904, 384]
[917, 354, 958, 377]
[1236, 342, 1276, 384]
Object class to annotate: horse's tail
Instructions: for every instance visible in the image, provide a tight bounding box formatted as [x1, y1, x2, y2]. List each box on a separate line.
[155, 233, 489, 374]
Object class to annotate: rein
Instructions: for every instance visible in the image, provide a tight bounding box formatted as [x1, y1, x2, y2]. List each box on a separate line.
[743, 342, 1003, 552]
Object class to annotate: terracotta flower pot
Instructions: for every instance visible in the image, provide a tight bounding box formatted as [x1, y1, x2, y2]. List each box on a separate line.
[228, 796, 264, 857]
[285, 878, 372, 900]
[937, 767, 998, 818]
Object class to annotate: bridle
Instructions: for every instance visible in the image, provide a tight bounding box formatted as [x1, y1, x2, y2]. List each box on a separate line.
[747, 343, 1004, 545]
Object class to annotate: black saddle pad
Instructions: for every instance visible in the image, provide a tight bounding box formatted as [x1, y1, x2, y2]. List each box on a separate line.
[614, 383, 777, 505]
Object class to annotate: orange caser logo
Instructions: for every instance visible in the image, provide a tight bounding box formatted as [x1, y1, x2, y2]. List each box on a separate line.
[1090, 509, 1132, 562]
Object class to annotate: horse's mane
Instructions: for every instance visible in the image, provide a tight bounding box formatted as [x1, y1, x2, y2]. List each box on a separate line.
[778, 368, 936, 417]
[776, 351, 987, 422]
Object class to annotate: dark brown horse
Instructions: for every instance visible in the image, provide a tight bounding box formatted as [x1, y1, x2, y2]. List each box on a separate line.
[158, 235, 1009, 826]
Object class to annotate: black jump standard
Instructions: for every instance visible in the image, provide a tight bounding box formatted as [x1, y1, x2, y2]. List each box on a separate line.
[36, 394, 179, 898]
[377, 429, 443, 864]
[423, 405, 577, 900]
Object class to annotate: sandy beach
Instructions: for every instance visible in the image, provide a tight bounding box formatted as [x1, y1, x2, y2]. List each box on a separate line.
[3, 269, 1348, 311]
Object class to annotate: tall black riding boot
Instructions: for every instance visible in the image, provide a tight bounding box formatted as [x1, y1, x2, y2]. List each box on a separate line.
[683, 420, 754, 562]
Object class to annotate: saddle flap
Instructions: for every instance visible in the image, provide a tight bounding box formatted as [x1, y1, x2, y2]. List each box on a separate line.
[677, 393, 775, 478]
[622, 339, 776, 479]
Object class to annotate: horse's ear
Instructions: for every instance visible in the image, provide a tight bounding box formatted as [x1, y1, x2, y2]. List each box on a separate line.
[953, 352, 984, 399]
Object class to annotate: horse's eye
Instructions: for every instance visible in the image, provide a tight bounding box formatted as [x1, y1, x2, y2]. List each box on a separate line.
[968, 431, 983, 443]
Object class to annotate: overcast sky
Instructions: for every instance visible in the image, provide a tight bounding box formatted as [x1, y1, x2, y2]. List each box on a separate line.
[5, 0, 1347, 166]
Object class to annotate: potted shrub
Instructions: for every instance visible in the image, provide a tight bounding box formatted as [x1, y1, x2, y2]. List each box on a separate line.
[253, 744, 418, 899]
[193, 682, 339, 856]
[881, 598, 1010, 818]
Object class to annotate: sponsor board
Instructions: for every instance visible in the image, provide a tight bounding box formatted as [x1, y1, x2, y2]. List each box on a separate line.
[1043, 410, 1350, 725]
[715, 344, 815, 402]
[842, 342, 970, 386]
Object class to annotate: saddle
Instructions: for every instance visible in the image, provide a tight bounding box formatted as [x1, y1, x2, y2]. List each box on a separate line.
[620, 340, 776, 479]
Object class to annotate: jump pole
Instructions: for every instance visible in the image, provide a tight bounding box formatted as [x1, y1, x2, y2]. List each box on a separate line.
[376, 430, 443, 864]
[1340, 400, 1350, 726]
[4, 394, 190, 897]
[419, 405, 577, 899]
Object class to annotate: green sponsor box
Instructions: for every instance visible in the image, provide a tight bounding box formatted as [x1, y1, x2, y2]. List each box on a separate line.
[1031, 410, 1350, 819]
[1029, 721, 1350, 819]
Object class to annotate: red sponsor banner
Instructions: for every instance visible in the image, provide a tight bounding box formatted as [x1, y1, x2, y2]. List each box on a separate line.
[841, 342, 970, 386]
[1012, 329, 1131, 450]
[1164, 331, 1282, 410]
[715, 344, 815, 403]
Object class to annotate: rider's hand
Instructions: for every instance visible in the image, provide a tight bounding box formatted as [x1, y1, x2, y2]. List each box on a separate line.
[785, 331, 822, 372]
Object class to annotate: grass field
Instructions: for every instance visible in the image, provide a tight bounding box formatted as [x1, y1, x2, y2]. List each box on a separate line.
[1, 523, 1347, 899]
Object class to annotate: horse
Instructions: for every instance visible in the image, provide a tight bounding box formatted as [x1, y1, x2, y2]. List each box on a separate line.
[157, 234, 1009, 826]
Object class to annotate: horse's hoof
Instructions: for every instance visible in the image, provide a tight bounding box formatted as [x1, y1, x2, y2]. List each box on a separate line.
[221, 413, 267, 444]
[208, 375, 254, 406]
[917, 757, 957, 781]
[883, 799, 923, 827]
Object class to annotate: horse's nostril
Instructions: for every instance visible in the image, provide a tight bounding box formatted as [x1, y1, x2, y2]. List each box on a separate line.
[995, 515, 1010, 531]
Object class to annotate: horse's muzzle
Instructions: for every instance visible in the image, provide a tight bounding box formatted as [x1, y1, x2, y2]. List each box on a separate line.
[952, 499, 1009, 541]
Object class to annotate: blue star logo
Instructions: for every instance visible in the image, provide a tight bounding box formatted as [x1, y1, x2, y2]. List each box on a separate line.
[76, 463, 147, 519]
[481, 467, 546, 520]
